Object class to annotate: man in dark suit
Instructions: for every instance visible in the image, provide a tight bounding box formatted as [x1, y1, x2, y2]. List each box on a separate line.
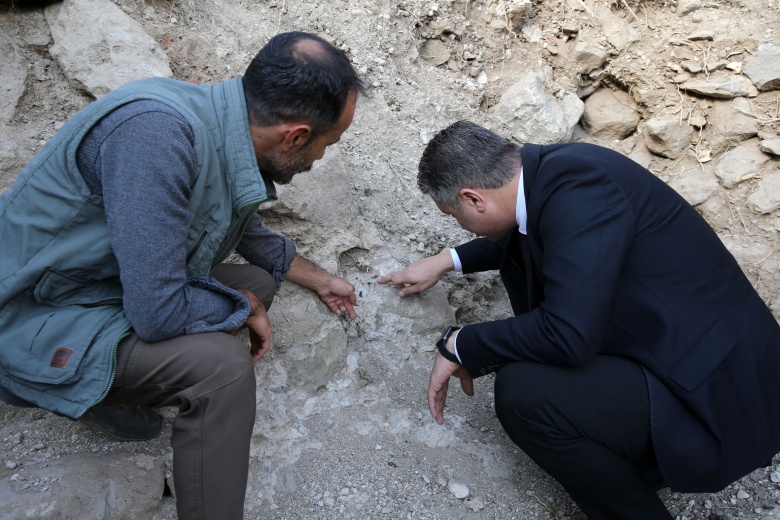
[379, 121, 780, 519]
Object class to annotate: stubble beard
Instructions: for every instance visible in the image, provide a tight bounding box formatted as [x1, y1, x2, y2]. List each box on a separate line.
[259, 146, 313, 185]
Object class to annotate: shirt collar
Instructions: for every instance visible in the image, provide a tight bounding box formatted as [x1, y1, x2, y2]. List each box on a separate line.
[516, 166, 527, 235]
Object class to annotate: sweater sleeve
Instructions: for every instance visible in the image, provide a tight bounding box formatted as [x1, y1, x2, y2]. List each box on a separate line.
[235, 213, 296, 291]
[83, 102, 250, 342]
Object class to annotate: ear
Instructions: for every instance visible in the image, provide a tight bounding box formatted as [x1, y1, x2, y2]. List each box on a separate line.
[459, 188, 488, 213]
[280, 124, 313, 151]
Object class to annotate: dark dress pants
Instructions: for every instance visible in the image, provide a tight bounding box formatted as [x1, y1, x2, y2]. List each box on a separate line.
[100, 264, 275, 520]
[494, 355, 674, 520]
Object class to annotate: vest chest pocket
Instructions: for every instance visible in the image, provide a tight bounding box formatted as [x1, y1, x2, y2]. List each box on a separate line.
[34, 268, 123, 307]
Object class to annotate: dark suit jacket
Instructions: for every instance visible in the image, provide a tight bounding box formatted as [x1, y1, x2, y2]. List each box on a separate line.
[454, 143, 780, 492]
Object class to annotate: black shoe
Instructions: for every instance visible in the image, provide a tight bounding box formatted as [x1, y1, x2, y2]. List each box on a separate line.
[78, 404, 163, 441]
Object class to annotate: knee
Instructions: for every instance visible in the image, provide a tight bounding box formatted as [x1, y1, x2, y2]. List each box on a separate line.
[245, 266, 275, 310]
[494, 363, 549, 427]
[190, 333, 256, 395]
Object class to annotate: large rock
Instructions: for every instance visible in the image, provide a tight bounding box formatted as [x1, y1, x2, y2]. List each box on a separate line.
[0, 124, 29, 194]
[582, 88, 640, 140]
[642, 115, 695, 159]
[570, 33, 608, 74]
[747, 170, 780, 214]
[45, 0, 172, 97]
[490, 71, 584, 144]
[0, 35, 27, 123]
[264, 283, 350, 394]
[713, 140, 771, 188]
[0, 452, 165, 519]
[270, 146, 371, 274]
[668, 159, 720, 206]
[677, 0, 702, 15]
[420, 39, 450, 66]
[585, 0, 637, 51]
[743, 41, 780, 91]
[705, 97, 759, 155]
[760, 139, 780, 156]
[679, 73, 759, 99]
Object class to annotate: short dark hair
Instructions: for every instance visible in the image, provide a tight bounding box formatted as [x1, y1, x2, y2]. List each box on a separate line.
[243, 32, 366, 136]
[418, 121, 523, 206]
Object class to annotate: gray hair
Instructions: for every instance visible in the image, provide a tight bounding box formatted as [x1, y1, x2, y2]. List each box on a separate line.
[417, 121, 522, 207]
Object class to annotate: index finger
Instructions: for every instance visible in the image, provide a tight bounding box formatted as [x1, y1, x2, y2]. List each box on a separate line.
[377, 274, 397, 284]
[343, 298, 357, 319]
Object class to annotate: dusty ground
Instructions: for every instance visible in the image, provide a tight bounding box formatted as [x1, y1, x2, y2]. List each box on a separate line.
[2, 0, 780, 519]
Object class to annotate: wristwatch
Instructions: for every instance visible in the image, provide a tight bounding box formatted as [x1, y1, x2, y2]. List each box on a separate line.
[436, 326, 461, 363]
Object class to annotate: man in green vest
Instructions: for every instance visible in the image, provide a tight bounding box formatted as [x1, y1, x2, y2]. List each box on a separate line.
[0, 32, 364, 519]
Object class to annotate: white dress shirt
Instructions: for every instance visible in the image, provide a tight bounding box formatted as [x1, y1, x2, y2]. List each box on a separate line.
[448, 168, 526, 363]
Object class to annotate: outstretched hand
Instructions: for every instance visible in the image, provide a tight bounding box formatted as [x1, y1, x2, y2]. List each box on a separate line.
[378, 250, 455, 297]
[285, 254, 358, 319]
[313, 274, 358, 319]
[428, 353, 474, 424]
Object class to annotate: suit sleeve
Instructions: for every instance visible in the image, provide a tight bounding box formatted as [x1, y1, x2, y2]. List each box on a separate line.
[456, 155, 636, 377]
[454, 235, 509, 273]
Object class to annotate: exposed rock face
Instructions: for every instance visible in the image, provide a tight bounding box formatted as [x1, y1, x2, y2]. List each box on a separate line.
[0, 452, 165, 520]
[582, 88, 640, 141]
[743, 41, 780, 91]
[0, 125, 28, 194]
[490, 71, 584, 144]
[44, 0, 172, 97]
[0, 34, 26, 123]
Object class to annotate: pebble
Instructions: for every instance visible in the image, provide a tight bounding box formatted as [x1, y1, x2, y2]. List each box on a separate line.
[447, 480, 470, 499]
[4, 460, 17, 469]
[688, 29, 715, 41]
[465, 497, 485, 511]
[11, 433, 22, 445]
[770, 471, 780, 483]
[737, 490, 750, 499]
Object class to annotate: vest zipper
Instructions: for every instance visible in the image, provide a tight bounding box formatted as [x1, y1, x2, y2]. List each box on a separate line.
[90, 324, 131, 408]
[210, 197, 266, 271]
[90, 197, 265, 409]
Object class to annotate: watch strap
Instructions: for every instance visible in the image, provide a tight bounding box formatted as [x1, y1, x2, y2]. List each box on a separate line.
[436, 326, 461, 363]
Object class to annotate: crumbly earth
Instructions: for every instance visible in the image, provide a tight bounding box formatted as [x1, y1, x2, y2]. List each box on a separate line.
[1, 0, 780, 519]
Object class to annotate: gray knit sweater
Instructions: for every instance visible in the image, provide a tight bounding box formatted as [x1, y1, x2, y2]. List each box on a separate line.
[76, 99, 295, 342]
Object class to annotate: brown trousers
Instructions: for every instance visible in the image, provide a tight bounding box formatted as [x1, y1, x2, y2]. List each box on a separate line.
[101, 264, 275, 520]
